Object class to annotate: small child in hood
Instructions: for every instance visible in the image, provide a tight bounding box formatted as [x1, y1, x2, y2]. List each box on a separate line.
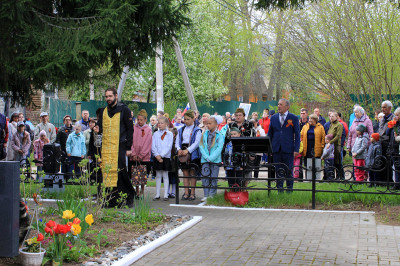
[352, 124, 369, 181]
[34, 130, 50, 173]
[366, 133, 382, 187]
[322, 134, 335, 180]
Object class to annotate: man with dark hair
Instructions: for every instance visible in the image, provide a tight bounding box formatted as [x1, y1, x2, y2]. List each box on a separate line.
[299, 108, 309, 131]
[97, 88, 135, 208]
[56, 115, 74, 177]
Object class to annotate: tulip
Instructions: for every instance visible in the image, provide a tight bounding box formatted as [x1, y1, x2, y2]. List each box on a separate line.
[72, 218, 81, 224]
[46, 220, 56, 228]
[71, 224, 82, 236]
[85, 214, 94, 226]
[44, 226, 53, 236]
[62, 210, 75, 220]
[37, 233, 44, 242]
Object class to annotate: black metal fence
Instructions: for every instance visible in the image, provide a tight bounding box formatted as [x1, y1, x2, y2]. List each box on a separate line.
[175, 151, 400, 208]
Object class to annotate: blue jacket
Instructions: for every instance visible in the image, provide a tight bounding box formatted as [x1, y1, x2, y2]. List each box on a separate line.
[365, 141, 382, 168]
[178, 125, 201, 161]
[66, 132, 86, 157]
[351, 133, 369, 160]
[199, 130, 225, 163]
[268, 112, 300, 153]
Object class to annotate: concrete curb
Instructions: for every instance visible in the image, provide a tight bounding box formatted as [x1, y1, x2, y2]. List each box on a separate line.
[112, 216, 203, 266]
[169, 204, 375, 214]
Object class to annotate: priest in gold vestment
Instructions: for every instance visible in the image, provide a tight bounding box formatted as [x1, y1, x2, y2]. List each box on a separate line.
[98, 88, 135, 207]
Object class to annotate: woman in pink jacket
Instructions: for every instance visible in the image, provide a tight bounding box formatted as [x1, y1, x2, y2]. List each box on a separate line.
[130, 109, 152, 198]
[347, 106, 374, 152]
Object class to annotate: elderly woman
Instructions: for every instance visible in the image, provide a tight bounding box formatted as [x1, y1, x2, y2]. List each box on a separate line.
[347, 106, 373, 152]
[199, 113, 210, 132]
[300, 114, 326, 179]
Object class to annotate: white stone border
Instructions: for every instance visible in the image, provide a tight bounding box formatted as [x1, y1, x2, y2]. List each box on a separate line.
[169, 204, 375, 214]
[24, 197, 91, 203]
[112, 216, 203, 266]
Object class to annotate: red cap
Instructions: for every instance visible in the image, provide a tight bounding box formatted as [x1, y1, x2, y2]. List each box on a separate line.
[371, 133, 380, 142]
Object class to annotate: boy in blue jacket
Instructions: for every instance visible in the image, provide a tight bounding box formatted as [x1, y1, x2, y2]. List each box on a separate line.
[199, 115, 225, 202]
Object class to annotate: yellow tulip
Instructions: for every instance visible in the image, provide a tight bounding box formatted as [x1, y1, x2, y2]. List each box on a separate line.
[71, 224, 82, 236]
[62, 210, 75, 220]
[85, 214, 94, 226]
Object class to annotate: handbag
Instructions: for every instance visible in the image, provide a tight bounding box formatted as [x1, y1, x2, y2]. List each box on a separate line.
[131, 162, 147, 182]
[178, 152, 191, 163]
[224, 184, 249, 206]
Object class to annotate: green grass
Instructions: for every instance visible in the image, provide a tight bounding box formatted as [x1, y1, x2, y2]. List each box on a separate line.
[206, 182, 400, 208]
[20, 182, 97, 200]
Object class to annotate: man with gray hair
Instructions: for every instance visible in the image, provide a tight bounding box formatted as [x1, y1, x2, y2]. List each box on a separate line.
[379, 100, 394, 156]
[268, 99, 300, 192]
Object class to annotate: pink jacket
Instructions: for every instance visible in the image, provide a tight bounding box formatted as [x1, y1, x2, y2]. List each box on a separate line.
[11, 131, 31, 158]
[33, 138, 49, 166]
[347, 115, 373, 150]
[131, 124, 152, 162]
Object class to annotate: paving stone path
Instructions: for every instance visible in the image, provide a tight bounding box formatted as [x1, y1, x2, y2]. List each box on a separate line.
[133, 187, 400, 265]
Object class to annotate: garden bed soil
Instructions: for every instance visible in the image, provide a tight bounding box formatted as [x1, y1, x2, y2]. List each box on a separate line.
[0, 212, 171, 265]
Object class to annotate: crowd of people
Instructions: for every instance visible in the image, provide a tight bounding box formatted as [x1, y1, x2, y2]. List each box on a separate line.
[4, 89, 400, 206]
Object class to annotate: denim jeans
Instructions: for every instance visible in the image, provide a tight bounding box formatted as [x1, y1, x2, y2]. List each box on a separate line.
[324, 159, 335, 180]
[201, 163, 220, 197]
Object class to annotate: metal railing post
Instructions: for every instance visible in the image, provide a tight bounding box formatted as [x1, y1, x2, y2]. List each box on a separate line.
[312, 156, 316, 209]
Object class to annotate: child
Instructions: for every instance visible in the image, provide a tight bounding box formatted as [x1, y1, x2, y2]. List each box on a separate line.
[88, 123, 103, 198]
[293, 141, 304, 179]
[33, 130, 50, 173]
[224, 127, 244, 188]
[167, 127, 178, 198]
[11, 121, 31, 164]
[366, 133, 382, 187]
[352, 124, 369, 181]
[66, 124, 86, 177]
[151, 116, 174, 200]
[199, 115, 225, 202]
[321, 134, 335, 180]
[130, 109, 152, 198]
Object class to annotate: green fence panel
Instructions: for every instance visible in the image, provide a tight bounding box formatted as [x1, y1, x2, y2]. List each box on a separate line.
[49, 99, 277, 127]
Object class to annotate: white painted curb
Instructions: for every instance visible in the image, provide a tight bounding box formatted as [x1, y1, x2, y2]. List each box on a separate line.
[112, 216, 202, 266]
[24, 197, 91, 203]
[169, 204, 375, 214]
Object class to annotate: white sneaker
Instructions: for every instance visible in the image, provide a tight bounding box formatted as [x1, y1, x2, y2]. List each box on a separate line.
[201, 197, 207, 202]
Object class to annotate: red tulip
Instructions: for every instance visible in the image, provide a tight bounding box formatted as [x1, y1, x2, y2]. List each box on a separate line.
[44, 226, 53, 236]
[46, 220, 56, 228]
[72, 218, 80, 224]
[37, 233, 44, 242]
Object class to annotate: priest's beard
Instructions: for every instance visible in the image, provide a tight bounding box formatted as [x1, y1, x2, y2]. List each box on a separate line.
[107, 98, 117, 108]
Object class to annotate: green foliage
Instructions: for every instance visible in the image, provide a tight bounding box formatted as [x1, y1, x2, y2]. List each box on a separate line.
[127, 102, 140, 117]
[0, 0, 190, 105]
[125, 0, 229, 104]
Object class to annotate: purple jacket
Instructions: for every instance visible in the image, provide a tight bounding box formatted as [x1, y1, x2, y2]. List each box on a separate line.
[347, 115, 373, 150]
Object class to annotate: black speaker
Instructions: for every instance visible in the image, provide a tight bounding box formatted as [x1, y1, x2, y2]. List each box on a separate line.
[0, 161, 20, 257]
[43, 143, 61, 173]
